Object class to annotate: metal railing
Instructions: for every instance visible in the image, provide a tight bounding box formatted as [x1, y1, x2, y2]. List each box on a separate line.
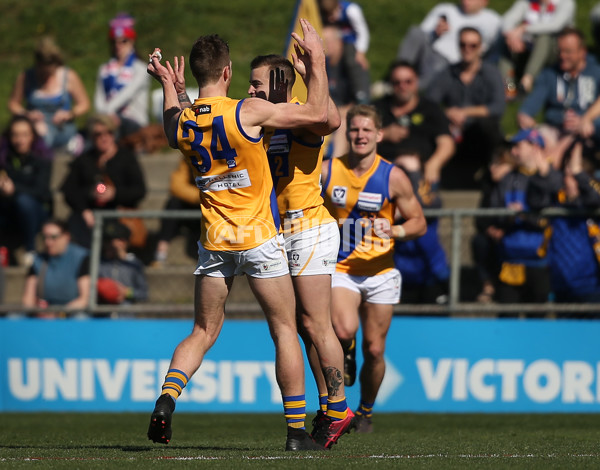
[3, 207, 600, 317]
[419, 206, 600, 315]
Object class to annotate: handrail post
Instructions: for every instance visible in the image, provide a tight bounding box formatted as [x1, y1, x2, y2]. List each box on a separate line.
[88, 212, 104, 314]
[448, 210, 463, 310]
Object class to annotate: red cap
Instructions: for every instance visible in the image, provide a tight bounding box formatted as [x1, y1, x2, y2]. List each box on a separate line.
[109, 13, 136, 41]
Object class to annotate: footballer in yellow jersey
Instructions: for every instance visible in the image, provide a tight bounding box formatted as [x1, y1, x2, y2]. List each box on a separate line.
[267, 98, 334, 229]
[322, 153, 397, 276]
[249, 54, 356, 447]
[177, 96, 279, 252]
[320, 104, 426, 433]
[147, 21, 336, 452]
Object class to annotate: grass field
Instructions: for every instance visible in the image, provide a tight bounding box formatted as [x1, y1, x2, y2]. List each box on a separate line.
[1, 412, 599, 469]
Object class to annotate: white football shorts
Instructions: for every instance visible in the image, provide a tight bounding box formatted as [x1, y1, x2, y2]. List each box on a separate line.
[194, 235, 289, 278]
[332, 269, 402, 304]
[283, 221, 339, 276]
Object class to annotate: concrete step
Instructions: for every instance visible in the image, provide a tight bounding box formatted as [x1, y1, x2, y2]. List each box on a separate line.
[440, 190, 481, 209]
[50, 149, 183, 221]
[51, 149, 181, 188]
[1, 263, 256, 306]
[138, 151, 182, 191]
[438, 190, 481, 267]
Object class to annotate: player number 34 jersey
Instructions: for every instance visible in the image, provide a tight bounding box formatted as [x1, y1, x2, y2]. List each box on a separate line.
[176, 97, 279, 251]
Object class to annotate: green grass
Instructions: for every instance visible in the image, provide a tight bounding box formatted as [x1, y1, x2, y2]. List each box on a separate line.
[1, 412, 599, 469]
[0, 0, 597, 135]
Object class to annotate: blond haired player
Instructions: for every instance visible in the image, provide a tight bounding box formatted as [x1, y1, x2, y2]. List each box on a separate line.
[321, 104, 426, 433]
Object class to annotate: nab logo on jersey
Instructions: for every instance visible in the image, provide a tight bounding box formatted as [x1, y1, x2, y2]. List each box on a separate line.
[194, 105, 211, 115]
[332, 186, 347, 207]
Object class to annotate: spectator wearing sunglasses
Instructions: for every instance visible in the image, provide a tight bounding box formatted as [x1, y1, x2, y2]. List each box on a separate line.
[426, 26, 506, 189]
[396, 0, 501, 91]
[372, 60, 455, 187]
[21, 219, 90, 314]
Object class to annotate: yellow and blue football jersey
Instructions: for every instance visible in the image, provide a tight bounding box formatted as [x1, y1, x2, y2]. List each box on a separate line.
[177, 97, 279, 251]
[265, 97, 334, 234]
[322, 154, 396, 276]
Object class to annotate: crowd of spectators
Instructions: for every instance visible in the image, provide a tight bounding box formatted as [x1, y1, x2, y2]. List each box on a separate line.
[326, 0, 600, 309]
[2, 2, 600, 315]
[1, 12, 150, 315]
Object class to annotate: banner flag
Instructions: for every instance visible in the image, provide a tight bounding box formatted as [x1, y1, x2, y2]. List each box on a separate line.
[283, 0, 323, 102]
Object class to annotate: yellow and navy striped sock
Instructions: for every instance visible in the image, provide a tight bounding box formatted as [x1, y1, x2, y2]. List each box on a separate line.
[283, 395, 306, 429]
[319, 393, 328, 413]
[356, 400, 374, 419]
[326, 396, 348, 421]
[161, 368, 189, 400]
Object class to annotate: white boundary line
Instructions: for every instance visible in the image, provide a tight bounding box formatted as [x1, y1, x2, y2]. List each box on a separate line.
[2, 453, 600, 462]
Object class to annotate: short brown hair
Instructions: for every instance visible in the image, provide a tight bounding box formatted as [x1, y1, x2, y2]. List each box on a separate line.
[43, 218, 69, 234]
[189, 34, 231, 88]
[459, 26, 482, 42]
[558, 26, 587, 48]
[250, 54, 296, 90]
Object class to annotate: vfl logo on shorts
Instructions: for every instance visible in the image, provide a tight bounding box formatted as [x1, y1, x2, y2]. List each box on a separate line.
[331, 186, 347, 207]
[194, 104, 211, 115]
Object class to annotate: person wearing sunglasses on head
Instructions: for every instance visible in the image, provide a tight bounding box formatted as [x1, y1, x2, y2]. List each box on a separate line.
[60, 113, 146, 249]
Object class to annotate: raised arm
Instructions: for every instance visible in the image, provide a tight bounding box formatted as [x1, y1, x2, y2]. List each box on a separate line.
[148, 52, 182, 148]
[291, 44, 341, 136]
[241, 19, 329, 133]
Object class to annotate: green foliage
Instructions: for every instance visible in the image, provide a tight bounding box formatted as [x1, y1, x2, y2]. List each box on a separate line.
[1, 412, 600, 469]
[0, 0, 597, 133]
